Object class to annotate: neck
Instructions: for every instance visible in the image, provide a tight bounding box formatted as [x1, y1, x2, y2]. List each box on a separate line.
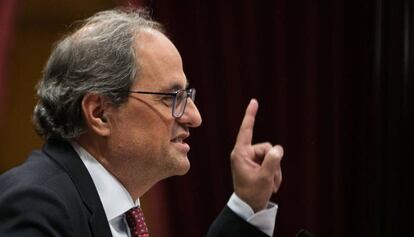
[75, 133, 158, 200]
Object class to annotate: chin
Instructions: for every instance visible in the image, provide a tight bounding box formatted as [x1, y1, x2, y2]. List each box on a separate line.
[174, 156, 191, 176]
[164, 148, 191, 177]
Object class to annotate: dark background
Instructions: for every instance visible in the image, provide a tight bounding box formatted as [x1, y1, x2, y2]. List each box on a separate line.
[0, 0, 412, 236]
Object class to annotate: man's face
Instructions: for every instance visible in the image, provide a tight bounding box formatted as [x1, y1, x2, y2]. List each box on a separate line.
[107, 30, 202, 182]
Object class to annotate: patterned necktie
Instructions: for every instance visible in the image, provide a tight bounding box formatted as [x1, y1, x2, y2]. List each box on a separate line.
[125, 207, 150, 237]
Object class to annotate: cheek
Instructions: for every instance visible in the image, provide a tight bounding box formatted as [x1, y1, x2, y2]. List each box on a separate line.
[123, 117, 174, 148]
[138, 111, 176, 139]
[113, 102, 176, 143]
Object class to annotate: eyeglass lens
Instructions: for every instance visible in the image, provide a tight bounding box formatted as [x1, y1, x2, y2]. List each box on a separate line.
[173, 90, 188, 118]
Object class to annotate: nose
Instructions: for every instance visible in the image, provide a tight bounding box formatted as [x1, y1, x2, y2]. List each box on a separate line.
[178, 99, 202, 127]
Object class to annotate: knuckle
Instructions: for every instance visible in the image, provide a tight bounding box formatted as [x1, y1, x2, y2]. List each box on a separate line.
[268, 149, 282, 161]
[230, 149, 238, 158]
[230, 152, 236, 163]
[264, 142, 272, 149]
[230, 149, 240, 162]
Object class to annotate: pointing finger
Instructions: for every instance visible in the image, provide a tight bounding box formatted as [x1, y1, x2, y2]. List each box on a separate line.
[235, 99, 258, 146]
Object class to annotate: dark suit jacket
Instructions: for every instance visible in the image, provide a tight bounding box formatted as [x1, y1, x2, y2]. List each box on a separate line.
[0, 140, 268, 237]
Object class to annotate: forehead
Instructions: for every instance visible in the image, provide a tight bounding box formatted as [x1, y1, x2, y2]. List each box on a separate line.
[133, 30, 188, 91]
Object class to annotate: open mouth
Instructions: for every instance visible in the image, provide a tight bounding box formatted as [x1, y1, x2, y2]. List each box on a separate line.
[171, 132, 189, 143]
[171, 137, 184, 143]
[170, 133, 190, 153]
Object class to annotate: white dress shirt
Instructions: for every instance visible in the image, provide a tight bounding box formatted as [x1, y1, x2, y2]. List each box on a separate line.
[71, 142, 277, 237]
[227, 193, 278, 236]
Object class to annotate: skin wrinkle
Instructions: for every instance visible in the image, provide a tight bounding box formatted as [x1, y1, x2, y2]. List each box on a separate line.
[127, 96, 171, 129]
[78, 30, 202, 200]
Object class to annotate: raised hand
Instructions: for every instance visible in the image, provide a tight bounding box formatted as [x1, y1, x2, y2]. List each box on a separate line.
[231, 99, 284, 212]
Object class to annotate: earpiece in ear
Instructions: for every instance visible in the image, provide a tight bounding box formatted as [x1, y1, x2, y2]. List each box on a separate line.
[101, 116, 107, 123]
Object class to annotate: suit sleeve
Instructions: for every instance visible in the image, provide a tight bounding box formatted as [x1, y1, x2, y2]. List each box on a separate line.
[207, 206, 269, 237]
[0, 185, 74, 237]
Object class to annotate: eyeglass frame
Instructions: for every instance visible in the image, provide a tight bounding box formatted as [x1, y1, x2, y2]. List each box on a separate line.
[125, 88, 196, 119]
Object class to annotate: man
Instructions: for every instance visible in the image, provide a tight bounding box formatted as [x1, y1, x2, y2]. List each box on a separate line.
[0, 9, 283, 237]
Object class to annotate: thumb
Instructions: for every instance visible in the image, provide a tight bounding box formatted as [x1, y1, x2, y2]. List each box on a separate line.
[261, 145, 284, 176]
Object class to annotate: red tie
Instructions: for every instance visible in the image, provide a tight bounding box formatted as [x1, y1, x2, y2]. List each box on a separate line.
[125, 207, 150, 237]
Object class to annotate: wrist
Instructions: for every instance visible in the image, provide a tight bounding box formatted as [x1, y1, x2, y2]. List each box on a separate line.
[235, 191, 267, 213]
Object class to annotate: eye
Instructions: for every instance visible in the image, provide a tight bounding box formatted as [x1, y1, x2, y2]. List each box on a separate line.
[161, 95, 174, 106]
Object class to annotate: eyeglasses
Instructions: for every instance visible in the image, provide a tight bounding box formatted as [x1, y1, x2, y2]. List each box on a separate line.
[127, 88, 196, 118]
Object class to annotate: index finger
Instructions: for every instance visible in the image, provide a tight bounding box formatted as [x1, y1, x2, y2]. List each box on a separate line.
[235, 99, 259, 146]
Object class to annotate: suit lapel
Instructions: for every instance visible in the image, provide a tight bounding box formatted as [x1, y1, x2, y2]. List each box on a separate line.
[42, 140, 113, 237]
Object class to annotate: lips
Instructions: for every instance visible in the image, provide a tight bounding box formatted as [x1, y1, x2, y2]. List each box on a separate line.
[171, 133, 189, 143]
[171, 133, 190, 153]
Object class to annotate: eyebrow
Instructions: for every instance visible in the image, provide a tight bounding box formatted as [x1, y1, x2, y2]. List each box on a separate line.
[163, 79, 189, 92]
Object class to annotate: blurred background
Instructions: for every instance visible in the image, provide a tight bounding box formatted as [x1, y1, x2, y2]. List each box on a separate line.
[0, 0, 413, 236]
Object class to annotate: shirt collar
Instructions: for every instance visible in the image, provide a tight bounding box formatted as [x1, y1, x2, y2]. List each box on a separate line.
[70, 141, 140, 221]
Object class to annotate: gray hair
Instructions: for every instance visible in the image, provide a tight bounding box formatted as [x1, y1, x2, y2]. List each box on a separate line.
[33, 8, 164, 140]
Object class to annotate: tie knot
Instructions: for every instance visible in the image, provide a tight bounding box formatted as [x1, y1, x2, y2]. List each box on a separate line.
[125, 207, 149, 237]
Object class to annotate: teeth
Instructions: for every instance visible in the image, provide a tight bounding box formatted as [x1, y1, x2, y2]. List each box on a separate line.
[172, 138, 183, 143]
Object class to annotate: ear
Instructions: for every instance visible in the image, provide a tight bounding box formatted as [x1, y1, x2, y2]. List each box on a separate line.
[81, 93, 112, 137]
